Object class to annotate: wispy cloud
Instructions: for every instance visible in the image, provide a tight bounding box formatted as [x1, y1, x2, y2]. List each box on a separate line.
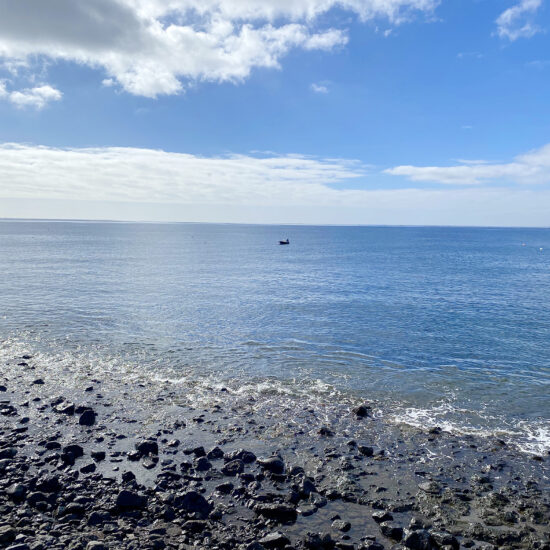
[496, 0, 544, 41]
[386, 143, 550, 185]
[0, 83, 62, 109]
[310, 83, 329, 93]
[0, 0, 439, 98]
[456, 52, 483, 60]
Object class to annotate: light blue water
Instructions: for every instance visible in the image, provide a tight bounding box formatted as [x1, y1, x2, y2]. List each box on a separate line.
[0, 221, 549, 452]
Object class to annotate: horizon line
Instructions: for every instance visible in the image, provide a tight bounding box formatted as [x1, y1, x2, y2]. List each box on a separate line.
[0, 217, 549, 230]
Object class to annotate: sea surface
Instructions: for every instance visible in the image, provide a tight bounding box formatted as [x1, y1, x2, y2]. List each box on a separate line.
[0, 221, 549, 453]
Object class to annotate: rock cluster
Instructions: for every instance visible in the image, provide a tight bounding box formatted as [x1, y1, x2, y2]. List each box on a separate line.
[0, 354, 548, 550]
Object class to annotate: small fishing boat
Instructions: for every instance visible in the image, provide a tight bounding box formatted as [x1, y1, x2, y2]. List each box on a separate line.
[279, 239, 290, 245]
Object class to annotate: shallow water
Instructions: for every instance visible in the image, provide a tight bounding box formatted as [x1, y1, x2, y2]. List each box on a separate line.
[0, 221, 549, 453]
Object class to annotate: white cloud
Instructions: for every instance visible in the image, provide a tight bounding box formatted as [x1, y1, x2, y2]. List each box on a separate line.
[1, 142, 549, 226]
[0, 0, 439, 98]
[496, 0, 544, 41]
[385, 143, 550, 185]
[0, 83, 62, 109]
[0, 143, 367, 205]
[311, 83, 329, 93]
[6, 85, 62, 109]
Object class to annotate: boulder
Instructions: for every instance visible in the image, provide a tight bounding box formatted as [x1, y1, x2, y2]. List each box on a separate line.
[222, 459, 245, 476]
[254, 503, 297, 523]
[258, 456, 285, 475]
[173, 490, 212, 518]
[116, 490, 147, 509]
[79, 410, 96, 426]
[224, 448, 256, 464]
[136, 439, 159, 456]
[259, 532, 291, 549]
[403, 529, 433, 550]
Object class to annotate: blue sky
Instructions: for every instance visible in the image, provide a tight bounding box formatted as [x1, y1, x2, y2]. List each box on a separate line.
[0, 0, 549, 225]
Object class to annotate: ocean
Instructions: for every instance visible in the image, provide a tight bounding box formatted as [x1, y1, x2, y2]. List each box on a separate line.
[0, 220, 548, 454]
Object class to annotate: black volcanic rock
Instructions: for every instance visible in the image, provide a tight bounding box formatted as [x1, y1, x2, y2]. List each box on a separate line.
[116, 489, 147, 509]
[258, 456, 285, 474]
[79, 409, 96, 426]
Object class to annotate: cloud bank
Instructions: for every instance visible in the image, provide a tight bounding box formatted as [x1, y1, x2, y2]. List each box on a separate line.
[0, 143, 367, 205]
[0, 142, 549, 226]
[386, 143, 550, 185]
[0, 0, 438, 97]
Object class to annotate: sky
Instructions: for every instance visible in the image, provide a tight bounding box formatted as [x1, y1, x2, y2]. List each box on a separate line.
[0, 0, 549, 226]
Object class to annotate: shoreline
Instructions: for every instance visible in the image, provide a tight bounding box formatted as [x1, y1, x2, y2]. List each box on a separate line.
[0, 352, 549, 550]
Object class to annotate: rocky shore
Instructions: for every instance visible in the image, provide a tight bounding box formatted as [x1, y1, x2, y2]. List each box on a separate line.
[0, 353, 549, 550]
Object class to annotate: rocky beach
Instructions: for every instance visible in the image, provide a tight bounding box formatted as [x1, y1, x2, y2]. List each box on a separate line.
[0, 351, 548, 550]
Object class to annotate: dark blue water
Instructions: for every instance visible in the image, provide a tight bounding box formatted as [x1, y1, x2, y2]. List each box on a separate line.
[1, 221, 549, 452]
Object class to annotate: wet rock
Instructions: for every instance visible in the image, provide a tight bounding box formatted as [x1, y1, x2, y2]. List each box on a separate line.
[26, 492, 47, 507]
[216, 482, 234, 494]
[358, 446, 374, 457]
[87, 511, 111, 526]
[116, 489, 147, 509]
[60, 502, 86, 516]
[298, 504, 318, 516]
[136, 438, 159, 456]
[32, 379, 44, 385]
[418, 482, 441, 495]
[471, 474, 491, 485]
[143, 457, 158, 469]
[255, 503, 297, 523]
[225, 449, 257, 464]
[0, 447, 17, 459]
[91, 450, 105, 462]
[258, 456, 285, 474]
[372, 511, 393, 523]
[54, 402, 75, 415]
[194, 456, 212, 471]
[380, 522, 403, 541]
[207, 446, 224, 460]
[259, 532, 291, 549]
[0, 525, 16, 545]
[80, 462, 96, 474]
[297, 477, 316, 498]
[121, 471, 136, 483]
[309, 493, 328, 508]
[0, 385, 6, 392]
[63, 444, 84, 458]
[332, 520, 351, 532]
[36, 475, 61, 493]
[79, 409, 96, 426]
[402, 529, 432, 550]
[167, 439, 180, 447]
[303, 532, 335, 549]
[6, 483, 27, 501]
[359, 542, 384, 550]
[174, 490, 212, 518]
[428, 532, 458, 550]
[182, 519, 207, 533]
[222, 459, 245, 476]
[352, 404, 371, 417]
